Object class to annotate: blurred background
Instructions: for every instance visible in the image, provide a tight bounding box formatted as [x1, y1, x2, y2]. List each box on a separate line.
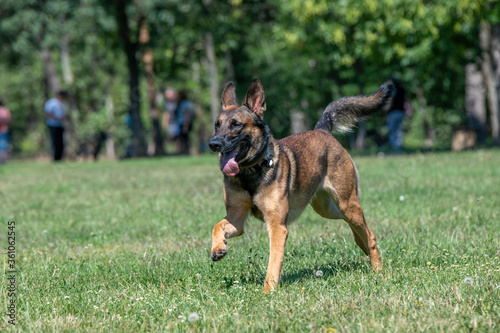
[0, 0, 499, 160]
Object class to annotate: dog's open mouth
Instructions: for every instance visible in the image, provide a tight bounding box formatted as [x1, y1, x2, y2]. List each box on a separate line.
[221, 147, 240, 176]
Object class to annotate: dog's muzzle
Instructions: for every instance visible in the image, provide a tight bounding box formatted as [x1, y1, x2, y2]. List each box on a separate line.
[209, 137, 223, 152]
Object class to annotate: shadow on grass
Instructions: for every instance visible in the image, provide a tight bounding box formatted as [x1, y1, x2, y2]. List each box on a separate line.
[230, 256, 369, 289]
[347, 144, 500, 158]
[280, 259, 369, 286]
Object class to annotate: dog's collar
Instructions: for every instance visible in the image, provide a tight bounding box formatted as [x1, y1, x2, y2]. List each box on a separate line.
[259, 143, 274, 168]
[238, 142, 274, 177]
[239, 135, 270, 169]
[237, 124, 274, 170]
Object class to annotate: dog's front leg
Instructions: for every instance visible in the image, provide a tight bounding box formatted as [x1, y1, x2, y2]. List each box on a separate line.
[211, 207, 248, 261]
[263, 222, 288, 293]
[258, 194, 290, 293]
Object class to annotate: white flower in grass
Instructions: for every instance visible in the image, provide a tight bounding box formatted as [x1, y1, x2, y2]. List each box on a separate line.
[315, 270, 324, 277]
[188, 312, 200, 322]
[399, 195, 405, 201]
[463, 277, 473, 285]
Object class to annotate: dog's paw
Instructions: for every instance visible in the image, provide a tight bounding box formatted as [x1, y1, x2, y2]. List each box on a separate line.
[210, 243, 228, 261]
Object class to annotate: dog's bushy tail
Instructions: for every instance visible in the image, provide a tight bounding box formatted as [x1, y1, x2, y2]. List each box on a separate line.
[314, 83, 395, 133]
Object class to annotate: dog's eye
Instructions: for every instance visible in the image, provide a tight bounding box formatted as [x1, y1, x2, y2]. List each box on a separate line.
[214, 121, 221, 129]
[230, 120, 243, 129]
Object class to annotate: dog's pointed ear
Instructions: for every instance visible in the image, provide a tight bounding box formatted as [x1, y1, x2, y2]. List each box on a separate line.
[244, 78, 266, 117]
[221, 82, 238, 111]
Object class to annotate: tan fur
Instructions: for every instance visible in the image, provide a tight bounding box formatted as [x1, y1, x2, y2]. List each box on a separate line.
[210, 79, 386, 292]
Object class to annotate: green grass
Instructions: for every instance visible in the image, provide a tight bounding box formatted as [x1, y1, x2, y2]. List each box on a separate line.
[1, 150, 499, 332]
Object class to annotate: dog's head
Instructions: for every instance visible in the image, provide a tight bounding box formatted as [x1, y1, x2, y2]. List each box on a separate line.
[209, 78, 270, 176]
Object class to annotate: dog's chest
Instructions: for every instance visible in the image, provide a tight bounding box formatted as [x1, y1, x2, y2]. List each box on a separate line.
[232, 167, 281, 222]
[233, 169, 265, 196]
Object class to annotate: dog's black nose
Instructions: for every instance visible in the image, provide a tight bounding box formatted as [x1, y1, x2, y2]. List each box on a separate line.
[209, 138, 222, 152]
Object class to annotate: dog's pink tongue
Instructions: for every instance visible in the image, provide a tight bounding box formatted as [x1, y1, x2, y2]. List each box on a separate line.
[221, 150, 239, 176]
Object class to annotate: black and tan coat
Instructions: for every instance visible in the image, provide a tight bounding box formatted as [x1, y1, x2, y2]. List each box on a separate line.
[209, 78, 394, 292]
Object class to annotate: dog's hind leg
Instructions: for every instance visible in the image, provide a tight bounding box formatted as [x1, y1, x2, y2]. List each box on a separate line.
[311, 189, 378, 266]
[348, 225, 369, 256]
[341, 198, 382, 272]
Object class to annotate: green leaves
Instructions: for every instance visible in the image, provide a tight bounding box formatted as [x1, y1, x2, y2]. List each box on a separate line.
[0, 0, 499, 155]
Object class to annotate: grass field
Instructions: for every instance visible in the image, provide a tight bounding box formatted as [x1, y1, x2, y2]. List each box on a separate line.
[1, 150, 499, 332]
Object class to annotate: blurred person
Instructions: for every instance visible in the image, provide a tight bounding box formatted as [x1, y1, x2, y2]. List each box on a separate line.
[0, 100, 11, 164]
[386, 77, 411, 151]
[45, 91, 68, 161]
[175, 90, 195, 155]
[162, 88, 178, 143]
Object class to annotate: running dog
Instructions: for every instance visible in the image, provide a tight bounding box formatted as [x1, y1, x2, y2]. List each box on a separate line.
[209, 78, 394, 292]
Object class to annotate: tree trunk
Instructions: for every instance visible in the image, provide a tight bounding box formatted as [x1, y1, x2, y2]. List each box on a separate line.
[139, 19, 165, 156]
[490, 24, 500, 144]
[416, 86, 435, 148]
[115, 0, 147, 157]
[480, 23, 499, 144]
[352, 119, 366, 150]
[204, 32, 219, 123]
[60, 29, 79, 160]
[224, 49, 235, 83]
[352, 62, 366, 150]
[40, 49, 61, 98]
[349, 92, 366, 149]
[465, 62, 487, 143]
[290, 109, 309, 134]
[105, 90, 116, 159]
[61, 36, 74, 85]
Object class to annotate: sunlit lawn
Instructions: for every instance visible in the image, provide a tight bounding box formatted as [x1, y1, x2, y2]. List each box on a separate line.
[1, 149, 499, 332]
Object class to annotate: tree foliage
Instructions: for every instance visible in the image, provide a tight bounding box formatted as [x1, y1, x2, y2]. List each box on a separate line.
[0, 0, 498, 157]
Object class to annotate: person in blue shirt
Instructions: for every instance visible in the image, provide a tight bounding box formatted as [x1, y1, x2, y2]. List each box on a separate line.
[44, 91, 68, 161]
[386, 77, 408, 151]
[162, 88, 178, 141]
